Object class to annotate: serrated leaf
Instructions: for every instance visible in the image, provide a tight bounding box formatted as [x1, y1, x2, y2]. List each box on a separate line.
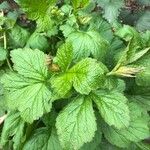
[51, 58, 105, 97]
[80, 124, 102, 150]
[102, 102, 150, 148]
[88, 13, 114, 42]
[10, 48, 48, 80]
[56, 96, 97, 150]
[23, 127, 62, 150]
[116, 25, 143, 47]
[129, 94, 150, 111]
[8, 25, 30, 48]
[1, 48, 52, 123]
[26, 32, 49, 52]
[1, 111, 25, 150]
[97, 0, 124, 23]
[15, 0, 56, 32]
[67, 30, 108, 62]
[91, 90, 130, 129]
[54, 42, 73, 72]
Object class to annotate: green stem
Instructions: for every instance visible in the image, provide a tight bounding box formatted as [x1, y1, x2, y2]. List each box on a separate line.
[3, 32, 13, 71]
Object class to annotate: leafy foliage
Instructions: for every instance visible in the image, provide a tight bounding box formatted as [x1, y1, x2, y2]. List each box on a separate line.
[0, 0, 150, 149]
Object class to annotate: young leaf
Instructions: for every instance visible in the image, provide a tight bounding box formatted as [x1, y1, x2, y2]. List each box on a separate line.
[54, 42, 73, 72]
[91, 90, 130, 129]
[116, 25, 143, 47]
[67, 30, 108, 62]
[1, 111, 25, 150]
[71, 0, 89, 9]
[15, 0, 56, 32]
[97, 0, 124, 23]
[102, 102, 150, 148]
[56, 96, 97, 150]
[51, 58, 106, 97]
[1, 48, 52, 123]
[23, 127, 62, 150]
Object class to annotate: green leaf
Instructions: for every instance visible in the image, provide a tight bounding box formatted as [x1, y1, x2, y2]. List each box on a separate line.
[116, 25, 143, 47]
[15, 0, 56, 20]
[129, 94, 150, 111]
[1, 111, 25, 150]
[97, 0, 124, 23]
[23, 127, 62, 150]
[80, 124, 102, 150]
[91, 90, 130, 129]
[133, 53, 150, 86]
[136, 11, 150, 32]
[102, 102, 150, 148]
[0, 82, 7, 116]
[56, 96, 97, 150]
[71, 0, 89, 9]
[26, 32, 49, 52]
[8, 25, 30, 48]
[88, 13, 114, 42]
[0, 47, 7, 61]
[1, 48, 52, 123]
[0, 1, 10, 10]
[10, 48, 48, 80]
[136, 0, 150, 5]
[15, 0, 56, 32]
[54, 42, 73, 72]
[67, 30, 108, 61]
[51, 58, 105, 97]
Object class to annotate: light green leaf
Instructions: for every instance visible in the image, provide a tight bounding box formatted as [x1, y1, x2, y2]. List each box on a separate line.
[1, 111, 25, 150]
[97, 0, 124, 23]
[102, 102, 150, 148]
[51, 58, 105, 97]
[116, 25, 143, 47]
[129, 94, 150, 111]
[10, 48, 48, 80]
[60, 24, 76, 37]
[129, 47, 150, 64]
[23, 127, 62, 150]
[26, 32, 49, 52]
[1, 48, 52, 123]
[67, 30, 108, 61]
[56, 96, 97, 150]
[15, 0, 56, 32]
[136, 69, 150, 86]
[71, 0, 89, 9]
[0, 47, 7, 61]
[80, 124, 102, 150]
[54, 42, 73, 72]
[134, 53, 150, 86]
[0, 82, 7, 116]
[91, 90, 130, 129]
[88, 13, 114, 42]
[2, 73, 51, 123]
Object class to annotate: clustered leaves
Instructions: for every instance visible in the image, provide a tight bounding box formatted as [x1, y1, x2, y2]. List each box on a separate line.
[0, 0, 150, 150]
